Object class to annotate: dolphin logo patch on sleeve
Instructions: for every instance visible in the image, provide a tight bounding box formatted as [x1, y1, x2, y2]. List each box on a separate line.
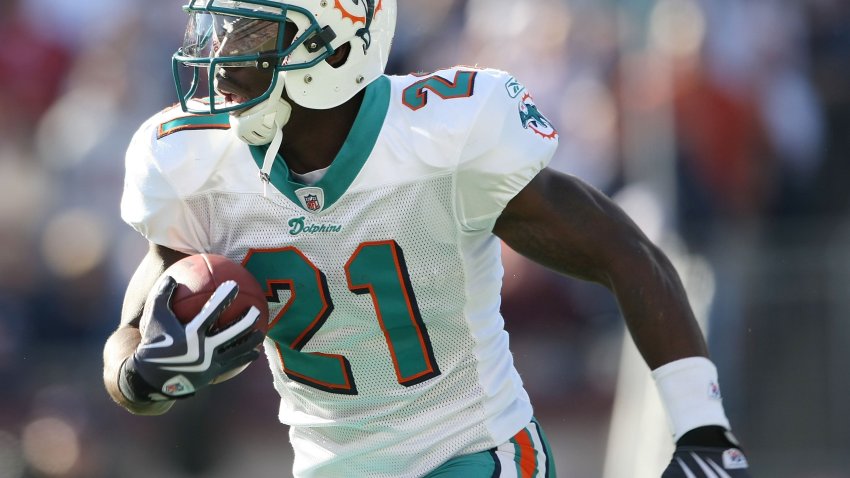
[518, 93, 558, 140]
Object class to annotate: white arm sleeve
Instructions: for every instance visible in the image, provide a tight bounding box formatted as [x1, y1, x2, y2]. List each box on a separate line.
[455, 73, 559, 232]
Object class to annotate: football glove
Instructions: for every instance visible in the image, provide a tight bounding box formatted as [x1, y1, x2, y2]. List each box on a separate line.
[119, 275, 265, 402]
[662, 426, 751, 477]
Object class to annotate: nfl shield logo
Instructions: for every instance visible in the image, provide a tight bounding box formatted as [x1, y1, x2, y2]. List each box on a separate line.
[722, 448, 749, 469]
[304, 194, 321, 211]
[295, 186, 325, 213]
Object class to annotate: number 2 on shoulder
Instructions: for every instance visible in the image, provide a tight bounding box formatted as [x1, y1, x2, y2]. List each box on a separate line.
[402, 70, 477, 111]
[243, 241, 441, 394]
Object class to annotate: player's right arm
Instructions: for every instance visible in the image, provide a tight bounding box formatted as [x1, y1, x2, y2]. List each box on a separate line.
[103, 242, 265, 414]
[102, 243, 188, 415]
[106, 109, 262, 414]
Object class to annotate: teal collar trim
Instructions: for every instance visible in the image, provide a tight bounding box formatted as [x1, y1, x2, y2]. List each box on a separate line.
[249, 76, 391, 213]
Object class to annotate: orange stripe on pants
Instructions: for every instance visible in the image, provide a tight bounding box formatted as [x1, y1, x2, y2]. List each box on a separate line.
[513, 428, 537, 478]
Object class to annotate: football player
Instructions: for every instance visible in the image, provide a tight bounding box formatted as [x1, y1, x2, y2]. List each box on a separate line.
[102, 1, 751, 476]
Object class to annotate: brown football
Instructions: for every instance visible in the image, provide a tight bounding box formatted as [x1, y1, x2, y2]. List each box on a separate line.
[160, 253, 270, 383]
[164, 253, 270, 334]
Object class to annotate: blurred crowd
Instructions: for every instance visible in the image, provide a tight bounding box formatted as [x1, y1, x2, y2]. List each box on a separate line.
[1, 0, 849, 476]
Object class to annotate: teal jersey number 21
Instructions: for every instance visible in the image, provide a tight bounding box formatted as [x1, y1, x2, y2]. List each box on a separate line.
[243, 241, 441, 394]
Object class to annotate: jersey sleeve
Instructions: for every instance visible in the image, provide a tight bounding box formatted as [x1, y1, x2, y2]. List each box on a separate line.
[455, 71, 559, 232]
[120, 117, 210, 254]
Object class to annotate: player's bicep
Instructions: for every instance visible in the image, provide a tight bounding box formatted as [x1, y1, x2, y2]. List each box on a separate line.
[119, 243, 189, 328]
[493, 168, 650, 285]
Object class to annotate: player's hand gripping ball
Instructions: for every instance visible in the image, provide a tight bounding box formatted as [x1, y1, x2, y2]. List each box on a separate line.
[126, 254, 271, 402]
[162, 253, 270, 382]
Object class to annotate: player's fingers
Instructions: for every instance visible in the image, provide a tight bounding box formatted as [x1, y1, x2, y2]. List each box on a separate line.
[160, 332, 255, 374]
[214, 331, 265, 367]
[227, 329, 266, 355]
[205, 305, 259, 348]
[219, 347, 262, 373]
[143, 276, 185, 337]
[151, 275, 179, 315]
[187, 280, 239, 335]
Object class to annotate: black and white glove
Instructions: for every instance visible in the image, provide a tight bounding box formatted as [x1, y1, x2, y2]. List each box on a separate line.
[119, 276, 265, 402]
[662, 426, 751, 477]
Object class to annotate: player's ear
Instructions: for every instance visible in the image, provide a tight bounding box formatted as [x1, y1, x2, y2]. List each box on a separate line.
[326, 42, 351, 68]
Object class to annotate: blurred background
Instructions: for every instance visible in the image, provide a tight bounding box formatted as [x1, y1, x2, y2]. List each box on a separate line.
[1, 0, 848, 476]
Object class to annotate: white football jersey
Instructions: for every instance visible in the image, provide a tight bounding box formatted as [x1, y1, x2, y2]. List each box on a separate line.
[122, 67, 558, 478]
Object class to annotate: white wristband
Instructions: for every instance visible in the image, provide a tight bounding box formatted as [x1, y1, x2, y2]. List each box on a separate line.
[651, 356, 731, 442]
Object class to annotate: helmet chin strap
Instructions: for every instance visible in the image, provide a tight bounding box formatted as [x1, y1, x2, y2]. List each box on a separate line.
[259, 127, 284, 197]
[228, 75, 291, 196]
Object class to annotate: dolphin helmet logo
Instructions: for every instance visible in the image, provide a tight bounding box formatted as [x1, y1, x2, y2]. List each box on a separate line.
[335, 0, 383, 25]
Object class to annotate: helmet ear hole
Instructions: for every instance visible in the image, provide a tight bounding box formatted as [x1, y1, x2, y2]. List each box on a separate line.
[326, 42, 351, 69]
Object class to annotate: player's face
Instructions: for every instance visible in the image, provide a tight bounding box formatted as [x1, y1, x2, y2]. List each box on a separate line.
[214, 65, 275, 109]
[214, 21, 296, 106]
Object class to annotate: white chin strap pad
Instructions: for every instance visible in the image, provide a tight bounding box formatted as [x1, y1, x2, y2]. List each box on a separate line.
[230, 76, 292, 146]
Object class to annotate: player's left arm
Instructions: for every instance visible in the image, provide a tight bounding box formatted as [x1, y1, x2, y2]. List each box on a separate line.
[493, 168, 751, 476]
[495, 167, 704, 367]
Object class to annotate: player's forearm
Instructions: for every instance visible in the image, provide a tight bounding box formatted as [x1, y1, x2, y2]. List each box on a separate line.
[102, 327, 174, 415]
[607, 240, 708, 370]
[494, 169, 708, 368]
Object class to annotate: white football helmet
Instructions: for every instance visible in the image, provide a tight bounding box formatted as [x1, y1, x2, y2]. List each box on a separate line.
[172, 0, 397, 144]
